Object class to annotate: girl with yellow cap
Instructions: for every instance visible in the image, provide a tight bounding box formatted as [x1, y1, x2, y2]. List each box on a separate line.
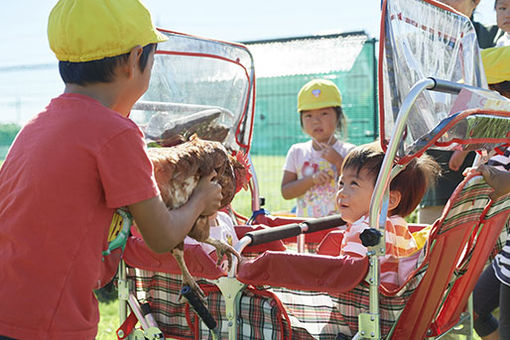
[281, 79, 355, 218]
[0, 1, 223, 339]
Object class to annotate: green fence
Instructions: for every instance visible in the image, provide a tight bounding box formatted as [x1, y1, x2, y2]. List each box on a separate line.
[237, 33, 378, 214]
[250, 42, 377, 156]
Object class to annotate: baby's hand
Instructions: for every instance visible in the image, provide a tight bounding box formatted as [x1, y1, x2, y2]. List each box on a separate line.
[312, 170, 333, 186]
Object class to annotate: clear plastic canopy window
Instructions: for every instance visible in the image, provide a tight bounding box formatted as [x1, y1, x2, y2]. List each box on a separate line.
[379, 0, 497, 157]
[130, 30, 255, 153]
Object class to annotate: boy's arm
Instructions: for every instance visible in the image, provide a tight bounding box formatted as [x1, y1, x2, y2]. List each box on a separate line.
[448, 150, 469, 171]
[128, 172, 222, 253]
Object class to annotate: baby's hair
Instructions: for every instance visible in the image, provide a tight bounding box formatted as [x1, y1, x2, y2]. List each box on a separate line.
[341, 142, 441, 217]
[299, 106, 348, 138]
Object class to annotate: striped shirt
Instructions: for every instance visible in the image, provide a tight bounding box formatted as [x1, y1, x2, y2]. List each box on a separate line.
[340, 215, 421, 293]
[340, 215, 419, 258]
[488, 147, 510, 171]
[494, 241, 510, 286]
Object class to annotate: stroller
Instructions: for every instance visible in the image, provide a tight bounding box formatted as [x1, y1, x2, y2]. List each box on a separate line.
[115, 0, 510, 338]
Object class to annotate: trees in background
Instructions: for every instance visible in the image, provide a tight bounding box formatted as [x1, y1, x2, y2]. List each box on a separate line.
[0, 124, 20, 145]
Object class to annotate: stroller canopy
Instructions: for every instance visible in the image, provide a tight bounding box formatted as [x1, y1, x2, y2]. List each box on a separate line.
[379, 0, 510, 160]
[130, 30, 256, 153]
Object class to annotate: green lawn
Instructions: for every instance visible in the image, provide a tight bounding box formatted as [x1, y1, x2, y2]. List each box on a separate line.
[97, 300, 118, 340]
[231, 154, 295, 217]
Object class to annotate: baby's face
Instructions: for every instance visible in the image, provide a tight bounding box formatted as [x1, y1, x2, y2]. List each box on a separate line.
[336, 167, 375, 224]
[496, 0, 510, 33]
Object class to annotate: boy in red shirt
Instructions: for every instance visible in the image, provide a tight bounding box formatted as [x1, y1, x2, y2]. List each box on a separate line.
[0, 1, 223, 339]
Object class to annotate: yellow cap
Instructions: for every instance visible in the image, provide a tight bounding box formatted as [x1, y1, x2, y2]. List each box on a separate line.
[481, 46, 510, 84]
[297, 79, 342, 111]
[48, 0, 168, 62]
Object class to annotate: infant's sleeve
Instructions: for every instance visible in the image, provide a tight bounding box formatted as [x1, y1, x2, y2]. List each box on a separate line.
[340, 218, 370, 257]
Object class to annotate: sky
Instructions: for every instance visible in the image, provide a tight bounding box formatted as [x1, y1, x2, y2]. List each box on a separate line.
[0, 0, 499, 68]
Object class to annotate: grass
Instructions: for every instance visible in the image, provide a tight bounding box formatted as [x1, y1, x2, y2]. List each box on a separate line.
[97, 300, 118, 340]
[231, 154, 295, 217]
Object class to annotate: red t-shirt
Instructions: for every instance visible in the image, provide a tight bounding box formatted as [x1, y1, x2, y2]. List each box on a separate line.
[0, 93, 159, 339]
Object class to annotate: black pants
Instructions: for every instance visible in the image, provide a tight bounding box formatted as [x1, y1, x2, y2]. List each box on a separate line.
[473, 262, 510, 338]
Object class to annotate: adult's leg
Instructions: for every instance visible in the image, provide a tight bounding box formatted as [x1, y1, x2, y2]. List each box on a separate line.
[499, 282, 510, 338]
[473, 264, 500, 337]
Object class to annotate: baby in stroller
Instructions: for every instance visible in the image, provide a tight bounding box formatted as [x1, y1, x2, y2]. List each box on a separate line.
[336, 142, 439, 262]
[279, 141, 441, 338]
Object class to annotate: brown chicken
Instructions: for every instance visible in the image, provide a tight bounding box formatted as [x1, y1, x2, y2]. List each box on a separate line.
[147, 135, 251, 300]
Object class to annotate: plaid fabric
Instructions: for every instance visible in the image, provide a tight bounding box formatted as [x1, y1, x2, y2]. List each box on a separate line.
[129, 268, 289, 340]
[124, 176, 510, 340]
[267, 265, 426, 339]
[388, 175, 510, 338]
[126, 251, 425, 339]
[436, 179, 491, 235]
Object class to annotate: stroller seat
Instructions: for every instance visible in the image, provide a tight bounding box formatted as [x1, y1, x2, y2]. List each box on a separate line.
[120, 173, 510, 339]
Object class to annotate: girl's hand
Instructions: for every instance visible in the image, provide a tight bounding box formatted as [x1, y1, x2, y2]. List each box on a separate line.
[312, 169, 334, 186]
[322, 146, 343, 170]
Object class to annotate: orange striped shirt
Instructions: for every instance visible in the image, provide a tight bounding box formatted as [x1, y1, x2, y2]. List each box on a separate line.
[340, 215, 418, 258]
[340, 215, 421, 293]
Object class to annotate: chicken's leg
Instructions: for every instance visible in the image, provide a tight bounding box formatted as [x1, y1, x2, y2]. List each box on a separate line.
[171, 248, 206, 303]
[203, 238, 242, 271]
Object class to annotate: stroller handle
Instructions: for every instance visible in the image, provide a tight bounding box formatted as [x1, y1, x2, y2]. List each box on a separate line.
[181, 285, 218, 331]
[428, 77, 493, 95]
[244, 215, 346, 246]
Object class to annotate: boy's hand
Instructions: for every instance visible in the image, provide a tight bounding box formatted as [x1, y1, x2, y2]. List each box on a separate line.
[193, 171, 223, 216]
[476, 164, 510, 200]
